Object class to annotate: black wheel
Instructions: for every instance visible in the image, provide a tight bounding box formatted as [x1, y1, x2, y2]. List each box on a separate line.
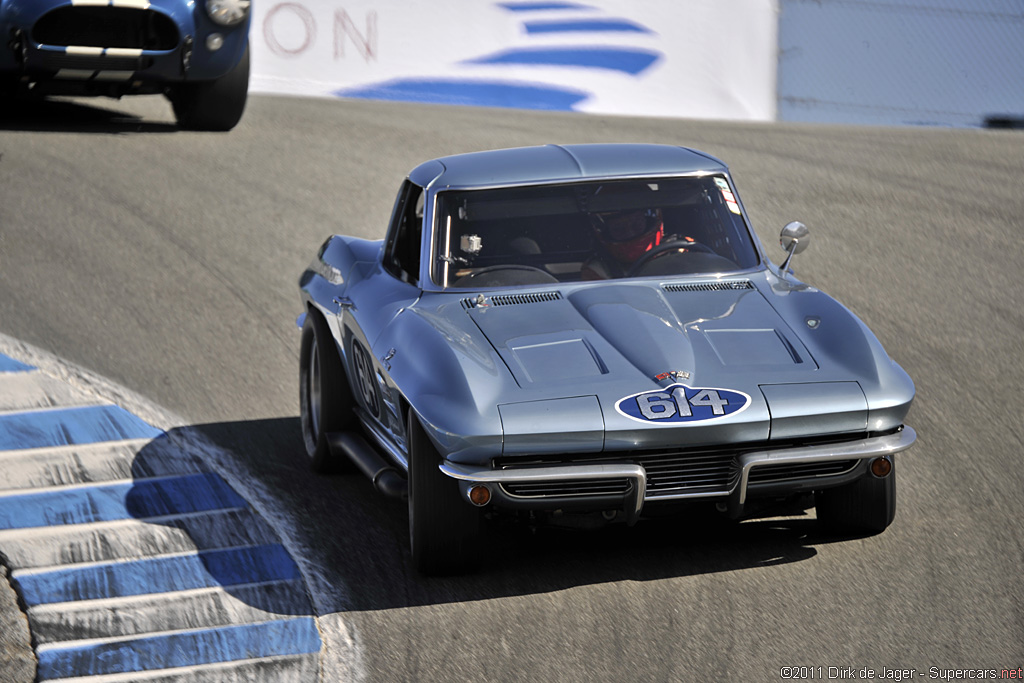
[816, 460, 896, 535]
[407, 411, 482, 575]
[169, 43, 249, 131]
[299, 311, 356, 473]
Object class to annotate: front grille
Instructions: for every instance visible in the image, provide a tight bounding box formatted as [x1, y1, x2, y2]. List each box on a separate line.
[748, 459, 859, 483]
[33, 7, 180, 50]
[496, 434, 868, 499]
[497, 447, 739, 498]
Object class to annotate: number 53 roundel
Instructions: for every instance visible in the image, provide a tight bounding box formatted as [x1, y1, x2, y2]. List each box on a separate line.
[616, 384, 751, 424]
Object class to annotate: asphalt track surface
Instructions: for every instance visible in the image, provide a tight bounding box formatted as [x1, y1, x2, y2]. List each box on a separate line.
[1, 94, 1023, 681]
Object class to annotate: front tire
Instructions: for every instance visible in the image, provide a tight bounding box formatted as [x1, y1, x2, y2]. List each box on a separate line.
[169, 43, 249, 131]
[816, 460, 896, 535]
[407, 412, 482, 575]
[299, 311, 355, 473]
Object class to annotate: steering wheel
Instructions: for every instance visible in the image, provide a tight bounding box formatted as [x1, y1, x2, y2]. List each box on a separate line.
[454, 264, 558, 287]
[626, 240, 715, 277]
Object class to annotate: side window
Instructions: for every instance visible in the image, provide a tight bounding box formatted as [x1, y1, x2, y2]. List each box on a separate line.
[384, 181, 425, 285]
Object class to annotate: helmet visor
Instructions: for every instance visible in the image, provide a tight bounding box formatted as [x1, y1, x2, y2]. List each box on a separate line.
[595, 210, 652, 242]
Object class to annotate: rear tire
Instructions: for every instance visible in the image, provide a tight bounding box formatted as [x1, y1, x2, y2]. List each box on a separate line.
[407, 412, 482, 575]
[816, 460, 896, 535]
[299, 311, 356, 473]
[169, 43, 249, 131]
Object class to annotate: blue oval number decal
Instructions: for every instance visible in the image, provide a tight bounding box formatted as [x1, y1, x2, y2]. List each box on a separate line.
[615, 384, 750, 424]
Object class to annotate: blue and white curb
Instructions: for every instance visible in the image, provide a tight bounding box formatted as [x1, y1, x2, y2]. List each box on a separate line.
[0, 341, 329, 681]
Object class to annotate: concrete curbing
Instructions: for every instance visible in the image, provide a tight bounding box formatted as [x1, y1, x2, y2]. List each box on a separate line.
[0, 336, 336, 681]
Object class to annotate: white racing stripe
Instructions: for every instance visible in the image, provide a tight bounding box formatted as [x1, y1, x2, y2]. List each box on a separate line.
[66, 46, 104, 56]
[105, 48, 144, 58]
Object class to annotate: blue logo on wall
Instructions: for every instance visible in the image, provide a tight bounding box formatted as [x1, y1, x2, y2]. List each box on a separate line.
[616, 384, 751, 424]
[336, 1, 662, 111]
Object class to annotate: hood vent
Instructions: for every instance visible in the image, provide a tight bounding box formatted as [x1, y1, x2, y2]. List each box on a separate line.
[462, 291, 562, 309]
[663, 281, 753, 293]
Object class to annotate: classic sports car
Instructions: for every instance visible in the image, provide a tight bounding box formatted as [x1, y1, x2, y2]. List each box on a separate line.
[297, 144, 916, 575]
[0, 0, 250, 130]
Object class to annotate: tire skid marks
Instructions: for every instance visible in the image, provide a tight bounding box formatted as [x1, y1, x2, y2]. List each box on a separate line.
[0, 403, 163, 451]
[15, 543, 302, 605]
[0, 439, 204, 492]
[41, 653, 319, 683]
[0, 508, 279, 569]
[0, 370, 99, 413]
[35, 618, 320, 680]
[0, 472, 249, 530]
[28, 580, 312, 644]
[0, 355, 321, 681]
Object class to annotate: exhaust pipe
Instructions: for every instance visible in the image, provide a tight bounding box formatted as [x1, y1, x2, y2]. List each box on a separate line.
[327, 431, 407, 500]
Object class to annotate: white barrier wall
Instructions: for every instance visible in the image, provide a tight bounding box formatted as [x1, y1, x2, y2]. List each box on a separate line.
[778, 0, 1024, 127]
[250, 0, 779, 121]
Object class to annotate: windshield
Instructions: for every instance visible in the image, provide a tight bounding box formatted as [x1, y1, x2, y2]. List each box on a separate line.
[432, 176, 760, 288]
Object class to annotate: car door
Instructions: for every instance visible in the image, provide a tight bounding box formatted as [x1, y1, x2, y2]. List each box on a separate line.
[344, 180, 424, 447]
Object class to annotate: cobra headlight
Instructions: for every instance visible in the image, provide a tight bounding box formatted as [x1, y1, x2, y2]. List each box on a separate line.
[205, 0, 250, 27]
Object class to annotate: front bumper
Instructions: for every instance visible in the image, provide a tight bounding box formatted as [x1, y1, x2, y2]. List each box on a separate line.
[440, 426, 916, 523]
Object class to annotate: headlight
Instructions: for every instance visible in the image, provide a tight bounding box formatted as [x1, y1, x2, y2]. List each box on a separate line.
[205, 0, 250, 27]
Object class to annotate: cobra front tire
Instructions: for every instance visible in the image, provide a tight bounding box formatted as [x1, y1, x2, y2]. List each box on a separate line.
[816, 460, 896, 535]
[407, 412, 482, 576]
[169, 44, 249, 131]
[299, 311, 356, 473]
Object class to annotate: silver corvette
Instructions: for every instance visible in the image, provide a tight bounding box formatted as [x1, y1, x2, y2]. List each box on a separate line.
[297, 144, 916, 575]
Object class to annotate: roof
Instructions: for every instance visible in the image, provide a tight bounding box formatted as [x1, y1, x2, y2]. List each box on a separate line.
[409, 144, 728, 190]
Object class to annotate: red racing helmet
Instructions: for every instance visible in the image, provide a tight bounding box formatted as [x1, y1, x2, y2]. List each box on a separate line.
[592, 208, 664, 263]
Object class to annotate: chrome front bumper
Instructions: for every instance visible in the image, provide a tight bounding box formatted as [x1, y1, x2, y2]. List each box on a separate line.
[440, 426, 916, 524]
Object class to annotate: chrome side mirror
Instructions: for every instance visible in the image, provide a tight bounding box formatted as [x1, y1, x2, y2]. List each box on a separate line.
[779, 221, 810, 272]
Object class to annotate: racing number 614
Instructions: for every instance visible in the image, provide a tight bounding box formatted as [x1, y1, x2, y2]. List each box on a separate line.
[637, 387, 729, 420]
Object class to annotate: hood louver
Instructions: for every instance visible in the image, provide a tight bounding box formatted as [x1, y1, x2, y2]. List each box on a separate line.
[663, 281, 753, 293]
[462, 291, 562, 309]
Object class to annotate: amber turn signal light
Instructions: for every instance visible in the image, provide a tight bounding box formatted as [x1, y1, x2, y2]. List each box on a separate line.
[870, 457, 892, 478]
[469, 485, 491, 506]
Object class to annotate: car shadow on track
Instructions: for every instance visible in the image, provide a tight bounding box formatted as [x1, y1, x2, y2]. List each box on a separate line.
[0, 96, 178, 133]
[160, 417, 861, 615]
[123, 433, 319, 621]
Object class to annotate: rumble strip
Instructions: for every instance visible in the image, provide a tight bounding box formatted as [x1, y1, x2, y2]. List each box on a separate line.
[0, 344, 322, 682]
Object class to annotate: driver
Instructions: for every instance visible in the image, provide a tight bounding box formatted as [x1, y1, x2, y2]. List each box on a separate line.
[582, 208, 665, 280]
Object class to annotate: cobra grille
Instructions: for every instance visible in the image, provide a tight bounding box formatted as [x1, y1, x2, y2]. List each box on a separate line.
[497, 448, 739, 499]
[462, 291, 562, 308]
[33, 7, 180, 51]
[663, 281, 753, 293]
[35, 52, 149, 72]
[748, 459, 859, 483]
